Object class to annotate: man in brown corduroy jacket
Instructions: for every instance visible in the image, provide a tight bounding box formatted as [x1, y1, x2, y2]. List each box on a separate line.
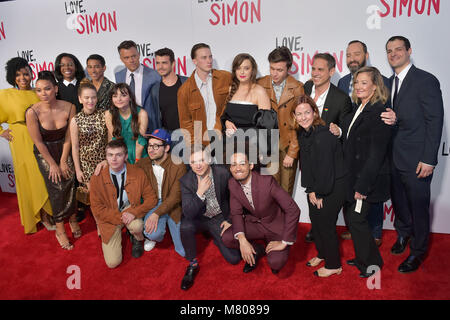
[90, 139, 157, 268]
[137, 128, 187, 256]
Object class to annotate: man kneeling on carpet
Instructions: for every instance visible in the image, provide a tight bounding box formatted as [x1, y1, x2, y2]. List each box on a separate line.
[221, 148, 301, 274]
[136, 128, 186, 257]
[179, 145, 241, 290]
[90, 139, 157, 268]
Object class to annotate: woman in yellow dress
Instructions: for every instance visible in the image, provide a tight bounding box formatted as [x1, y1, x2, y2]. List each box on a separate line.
[0, 57, 53, 234]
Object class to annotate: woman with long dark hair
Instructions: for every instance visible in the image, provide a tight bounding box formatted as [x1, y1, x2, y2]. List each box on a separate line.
[293, 94, 347, 277]
[25, 71, 80, 250]
[0, 57, 54, 233]
[105, 83, 148, 164]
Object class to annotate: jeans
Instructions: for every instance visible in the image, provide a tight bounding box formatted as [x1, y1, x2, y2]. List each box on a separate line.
[143, 200, 185, 257]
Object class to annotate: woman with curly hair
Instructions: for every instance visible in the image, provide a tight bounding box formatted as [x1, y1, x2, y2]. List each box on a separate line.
[0, 57, 54, 234]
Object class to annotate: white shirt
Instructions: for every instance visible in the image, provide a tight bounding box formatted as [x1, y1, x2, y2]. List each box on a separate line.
[63, 79, 77, 86]
[109, 165, 129, 210]
[126, 64, 144, 106]
[194, 70, 217, 131]
[152, 163, 165, 199]
[391, 62, 412, 107]
[310, 83, 330, 116]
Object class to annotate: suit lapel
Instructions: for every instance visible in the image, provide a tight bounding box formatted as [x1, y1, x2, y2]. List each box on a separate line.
[250, 171, 258, 214]
[321, 85, 335, 123]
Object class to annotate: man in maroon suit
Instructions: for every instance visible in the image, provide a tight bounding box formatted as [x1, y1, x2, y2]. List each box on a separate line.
[221, 149, 300, 274]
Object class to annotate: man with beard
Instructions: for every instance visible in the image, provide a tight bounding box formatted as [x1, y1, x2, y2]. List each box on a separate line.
[338, 40, 390, 99]
[336, 40, 391, 246]
[150, 48, 188, 133]
[136, 128, 187, 257]
[222, 148, 300, 275]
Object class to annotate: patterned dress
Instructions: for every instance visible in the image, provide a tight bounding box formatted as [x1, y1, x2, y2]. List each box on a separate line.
[74, 109, 108, 187]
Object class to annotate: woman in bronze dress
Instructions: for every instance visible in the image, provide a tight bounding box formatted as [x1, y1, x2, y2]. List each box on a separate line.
[26, 71, 80, 250]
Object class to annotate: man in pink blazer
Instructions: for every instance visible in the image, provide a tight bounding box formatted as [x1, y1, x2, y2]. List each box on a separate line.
[221, 150, 300, 274]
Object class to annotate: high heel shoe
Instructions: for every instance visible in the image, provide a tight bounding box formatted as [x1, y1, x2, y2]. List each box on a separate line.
[313, 267, 343, 278]
[55, 232, 74, 250]
[306, 257, 324, 267]
[69, 218, 82, 239]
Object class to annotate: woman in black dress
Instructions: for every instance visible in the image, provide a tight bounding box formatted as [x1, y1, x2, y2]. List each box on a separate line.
[221, 53, 271, 163]
[26, 71, 80, 250]
[337, 66, 391, 277]
[293, 94, 347, 277]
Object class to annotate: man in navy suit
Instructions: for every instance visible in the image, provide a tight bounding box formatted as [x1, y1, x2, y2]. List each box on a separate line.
[338, 40, 390, 246]
[384, 36, 444, 273]
[115, 40, 161, 134]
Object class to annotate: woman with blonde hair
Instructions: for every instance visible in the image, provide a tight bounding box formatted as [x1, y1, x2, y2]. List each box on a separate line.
[337, 66, 391, 278]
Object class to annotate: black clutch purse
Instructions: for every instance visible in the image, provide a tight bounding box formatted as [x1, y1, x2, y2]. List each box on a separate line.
[252, 108, 278, 129]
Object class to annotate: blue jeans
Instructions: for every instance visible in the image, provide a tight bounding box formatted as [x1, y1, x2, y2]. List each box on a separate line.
[143, 200, 185, 257]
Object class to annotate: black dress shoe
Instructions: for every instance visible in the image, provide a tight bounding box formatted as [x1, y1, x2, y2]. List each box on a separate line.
[359, 270, 376, 278]
[243, 244, 265, 273]
[181, 265, 199, 290]
[390, 236, 410, 255]
[130, 234, 144, 258]
[346, 259, 357, 266]
[305, 230, 314, 243]
[398, 255, 422, 274]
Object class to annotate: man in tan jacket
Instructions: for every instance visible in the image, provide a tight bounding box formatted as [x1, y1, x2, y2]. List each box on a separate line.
[177, 43, 231, 146]
[137, 128, 187, 256]
[90, 139, 157, 268]
[257, 46, 304, 195]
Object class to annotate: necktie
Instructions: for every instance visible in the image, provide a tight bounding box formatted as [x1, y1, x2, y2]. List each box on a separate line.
[349, 75, 353, 97]
[393, 76, 399, 110]
[111, 172, 125, 210]
[129, 73, 135, 96]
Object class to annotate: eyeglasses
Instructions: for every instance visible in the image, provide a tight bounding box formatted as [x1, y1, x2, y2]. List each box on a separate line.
[148, 144, 164, 150]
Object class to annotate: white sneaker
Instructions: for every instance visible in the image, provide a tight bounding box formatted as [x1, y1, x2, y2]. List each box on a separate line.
[144, 239, 156, 252]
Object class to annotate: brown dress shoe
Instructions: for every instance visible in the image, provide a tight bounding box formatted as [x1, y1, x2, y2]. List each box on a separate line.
[375, 239, 382, 247]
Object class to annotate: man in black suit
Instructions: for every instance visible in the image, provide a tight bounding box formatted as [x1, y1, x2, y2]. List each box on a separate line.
[178, 145, 241, 290]
[384, 36, 444, 273]
[303, 53, 352, 242]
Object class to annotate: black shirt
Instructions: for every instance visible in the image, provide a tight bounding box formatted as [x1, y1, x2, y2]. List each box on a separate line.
[298, 125, 346, 198]
[57, 81, 82, 113]
[159, 76, 182, 131]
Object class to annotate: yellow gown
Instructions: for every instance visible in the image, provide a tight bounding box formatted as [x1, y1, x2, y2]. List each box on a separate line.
[0, 88, 53, 234]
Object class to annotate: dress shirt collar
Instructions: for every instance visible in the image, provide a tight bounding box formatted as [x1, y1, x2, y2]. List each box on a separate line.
[63, 79, 77, 86]
[395, 62, 412, 82]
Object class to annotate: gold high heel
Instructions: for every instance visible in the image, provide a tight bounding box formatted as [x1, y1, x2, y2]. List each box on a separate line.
[55, 232, 74, 250]
[69, 216, 82, 239]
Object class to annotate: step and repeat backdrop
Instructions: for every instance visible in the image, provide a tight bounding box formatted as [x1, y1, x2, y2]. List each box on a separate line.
[1, 0, 449, 233]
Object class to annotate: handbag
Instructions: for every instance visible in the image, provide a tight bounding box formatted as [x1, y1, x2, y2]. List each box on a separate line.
[252, 108, 278, 129]
[252, 109, 278, 157]
[76, 186, 90, 205]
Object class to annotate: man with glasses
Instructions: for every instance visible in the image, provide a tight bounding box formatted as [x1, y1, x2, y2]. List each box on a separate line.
[136, 128, 187, 256]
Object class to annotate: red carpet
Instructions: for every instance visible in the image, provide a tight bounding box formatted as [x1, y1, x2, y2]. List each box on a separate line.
[1, 191, 449, 300]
